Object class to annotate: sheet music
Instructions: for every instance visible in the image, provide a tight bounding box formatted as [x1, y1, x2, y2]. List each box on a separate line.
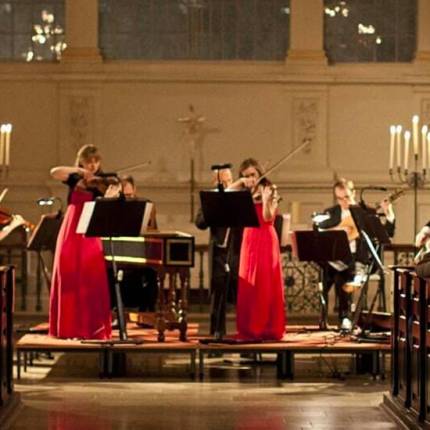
[140, 201, 154, 234]
[76, 201, 95, 234]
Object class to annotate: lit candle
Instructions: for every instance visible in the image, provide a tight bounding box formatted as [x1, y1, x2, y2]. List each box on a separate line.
[404, 130, 411, 171]
[389, 125, 396, 170]
[427, 132, 430, 174]
[423, 125, 429, 171]
[0, 125, 5, 167]
[4, 124, 12, 167]
[413, 115, 420, 155]
[396, 125, 402, 168]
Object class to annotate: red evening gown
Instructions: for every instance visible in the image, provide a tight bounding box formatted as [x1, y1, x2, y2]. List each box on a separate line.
[236, 202, 285, 341]
[49, 188, 112, 339]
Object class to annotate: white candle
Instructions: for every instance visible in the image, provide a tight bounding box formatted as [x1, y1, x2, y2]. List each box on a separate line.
[413, 115, 420, 155]
[0, 125, 5, 167]
[4, 124, 12, 167]
[396, 125, 402, 168]
[389, 125, 396, 170]
[423, 125, 429, 171]
[404, 130, 411, 171]
[427, 133, 430, 173]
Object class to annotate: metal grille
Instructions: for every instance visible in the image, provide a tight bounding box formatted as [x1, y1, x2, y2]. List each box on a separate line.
[282, 251, 321, 314]
[99, 0, 290, 60]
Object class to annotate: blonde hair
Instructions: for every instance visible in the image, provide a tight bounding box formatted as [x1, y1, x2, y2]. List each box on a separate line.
[75, 145, 101, 167]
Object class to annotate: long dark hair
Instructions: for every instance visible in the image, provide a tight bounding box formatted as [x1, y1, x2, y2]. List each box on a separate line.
[239, 158, 271, 186]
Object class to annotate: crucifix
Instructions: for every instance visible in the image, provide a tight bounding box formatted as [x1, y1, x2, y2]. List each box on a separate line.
[178, 104, 206, 222]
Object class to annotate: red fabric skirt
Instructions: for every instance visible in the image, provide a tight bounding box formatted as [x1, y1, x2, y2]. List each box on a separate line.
[49, 189, 111, 339]
[236, 203, 285, 341]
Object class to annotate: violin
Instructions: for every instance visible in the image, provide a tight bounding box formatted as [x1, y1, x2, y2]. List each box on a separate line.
[0, 207, 13, 226]
[78, 172, 120, 195]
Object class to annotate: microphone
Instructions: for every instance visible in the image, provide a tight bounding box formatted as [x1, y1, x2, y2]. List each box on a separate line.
[211, 163, 232, 171]
[36, 196, 64, 213]
[37, 197, 55, 206]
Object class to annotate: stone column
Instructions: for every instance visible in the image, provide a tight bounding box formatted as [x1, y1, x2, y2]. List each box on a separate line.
[61, 0, 102, 63]
[286, 0, 327, 65]
[415, 0, 430, 63]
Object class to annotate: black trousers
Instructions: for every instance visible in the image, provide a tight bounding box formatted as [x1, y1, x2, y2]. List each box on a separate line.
[209, 249, 238, 336]
[322, 263, 354, 323]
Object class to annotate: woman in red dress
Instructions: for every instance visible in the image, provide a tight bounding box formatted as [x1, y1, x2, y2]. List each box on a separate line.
[49, 145, 112, 340]
[233, 158, 285, 341]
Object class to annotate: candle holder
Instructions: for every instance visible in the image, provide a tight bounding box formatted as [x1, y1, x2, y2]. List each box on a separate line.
[390, 155, 428, 238]
[389, 115, 430, 238]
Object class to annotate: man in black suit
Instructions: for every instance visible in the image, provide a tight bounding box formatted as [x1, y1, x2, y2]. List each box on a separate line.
[195, 166, 242, 338]
[316, 178, 395, 330]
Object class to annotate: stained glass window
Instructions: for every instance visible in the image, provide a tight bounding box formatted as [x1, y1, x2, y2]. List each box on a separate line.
[324, 0, 416, 63]
[0, 0, 65, 62]
[99, 0, 290, 61]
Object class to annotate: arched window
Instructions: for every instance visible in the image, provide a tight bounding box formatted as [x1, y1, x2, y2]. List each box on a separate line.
[324, 0, 416, 63]
[99, 0, 290, 61]
[0, 0, 65, 62]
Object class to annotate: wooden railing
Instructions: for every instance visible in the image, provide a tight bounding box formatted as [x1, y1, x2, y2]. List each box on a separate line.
[388, 266, 430, 426]
[0, 266, 15, 421]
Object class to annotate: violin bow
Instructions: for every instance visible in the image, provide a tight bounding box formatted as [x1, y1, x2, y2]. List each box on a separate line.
[111, 160, 152, 176]
[256, 140, 310, 185]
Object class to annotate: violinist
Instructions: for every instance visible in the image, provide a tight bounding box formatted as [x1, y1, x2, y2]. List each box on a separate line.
[195, 165, 243, 339]
[230, 158, 285, 341]
[49, 144, 112, 340]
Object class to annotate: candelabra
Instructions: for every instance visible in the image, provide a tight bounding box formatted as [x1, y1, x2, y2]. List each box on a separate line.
[389, 115, 430, 237]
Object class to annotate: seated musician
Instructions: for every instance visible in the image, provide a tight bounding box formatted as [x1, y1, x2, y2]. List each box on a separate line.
[315, 179, 395, 331]
[106, 175, 158, 315]
[415, 222, 430, 267]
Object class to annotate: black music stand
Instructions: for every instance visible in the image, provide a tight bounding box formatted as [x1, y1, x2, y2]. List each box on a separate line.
[200, 190, 259, 228]
[199, 189, 258, 342]
[77, 197, 151, 344]
[291, 230, 352, 330]
[27, 212, 63, 311]
[349, 206, 390, 333]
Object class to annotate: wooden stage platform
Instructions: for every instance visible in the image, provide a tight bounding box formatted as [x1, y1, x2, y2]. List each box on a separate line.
[16, 324, 390, 380]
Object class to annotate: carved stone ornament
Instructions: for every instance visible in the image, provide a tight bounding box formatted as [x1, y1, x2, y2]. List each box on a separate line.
[69, 96, 92, 151]
[421, 99, 430, 126]
[293, 98, 318, 154]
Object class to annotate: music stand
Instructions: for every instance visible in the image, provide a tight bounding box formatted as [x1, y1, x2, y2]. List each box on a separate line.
[77, 197, 151, 344]
[349, 206, 391, 332]
[291, 230, 352, 330]
[27, 212, 63, 311]
[199, 190, 259, 228]
[199, 190, 258, 342]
